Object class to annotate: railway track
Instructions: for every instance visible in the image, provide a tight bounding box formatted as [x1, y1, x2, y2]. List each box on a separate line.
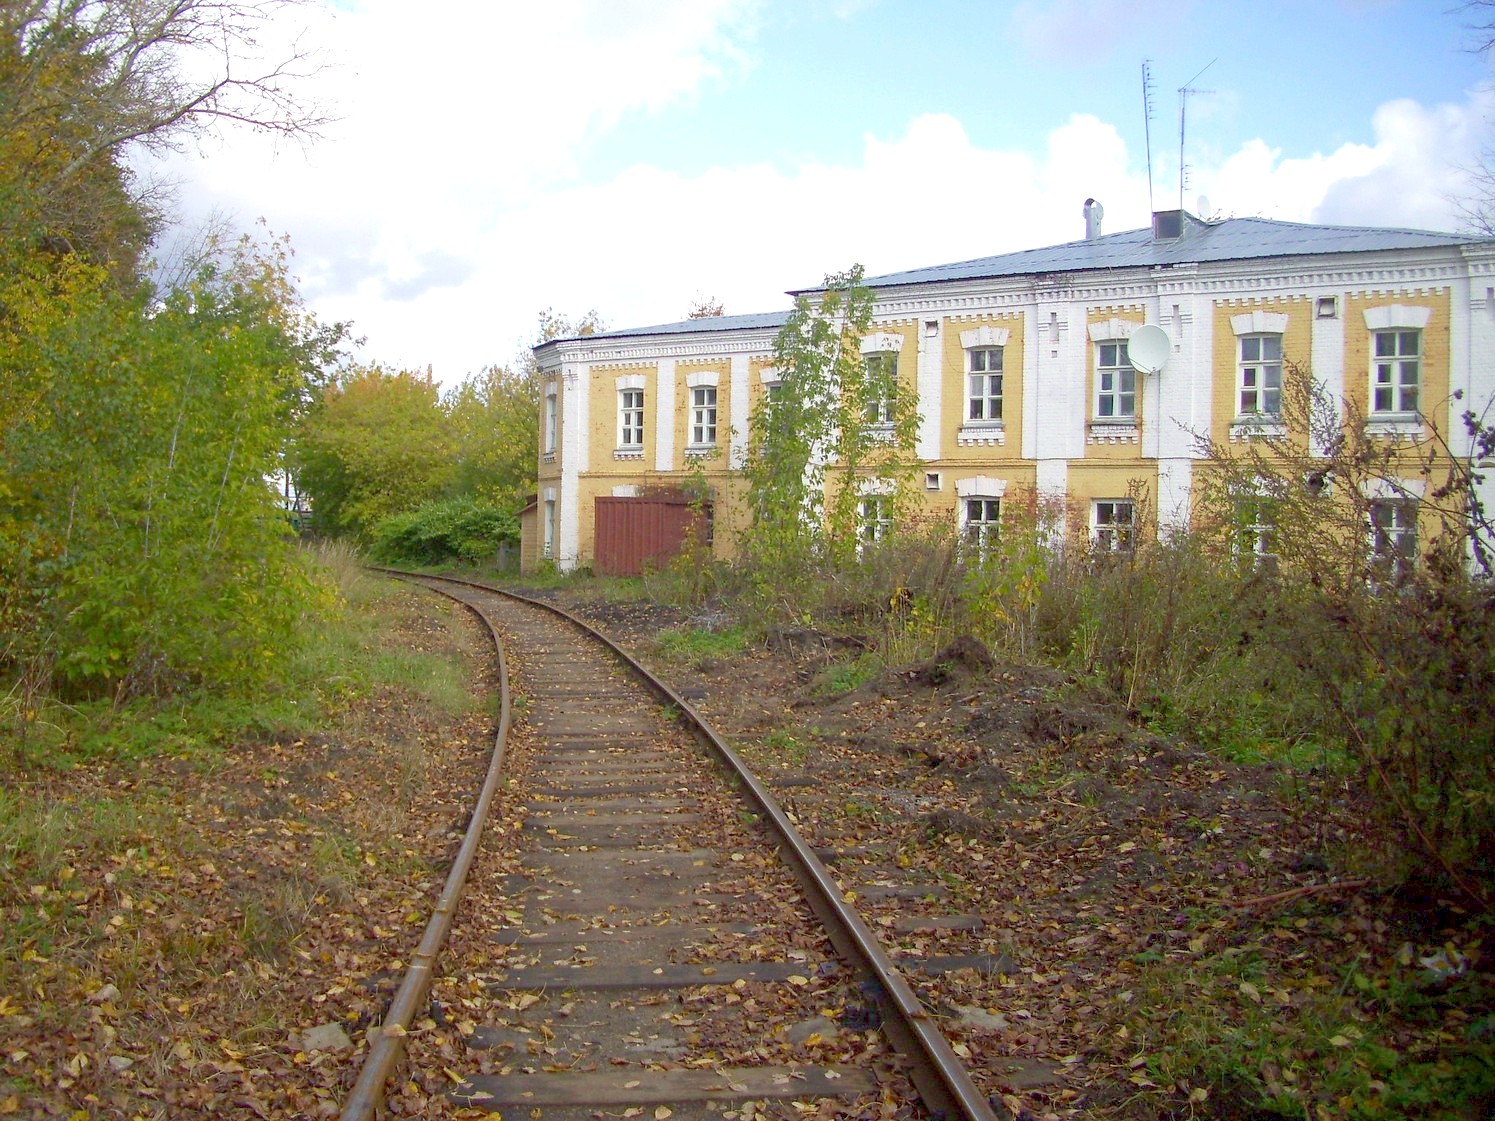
[343, 572, 1006, 1121]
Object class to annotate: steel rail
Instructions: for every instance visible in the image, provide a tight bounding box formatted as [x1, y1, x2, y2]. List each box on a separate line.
[393, 572, 1003, 1121]
[339, 577, 514, 1121]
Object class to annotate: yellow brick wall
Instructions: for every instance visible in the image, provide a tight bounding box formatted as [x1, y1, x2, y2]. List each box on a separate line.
[675, 360, 730, 466]
[942, 313, 1026, 463]
[1210, 296, 1313, 450]
[1344, 289, 1451, 438]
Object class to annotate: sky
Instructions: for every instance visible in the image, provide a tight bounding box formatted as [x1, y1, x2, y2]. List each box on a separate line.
[150, 0, 1495, 386]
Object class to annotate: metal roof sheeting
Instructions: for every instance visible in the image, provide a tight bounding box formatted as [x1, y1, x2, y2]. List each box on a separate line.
[847, 214, 1487, 291]
[567, 309, 791, 343]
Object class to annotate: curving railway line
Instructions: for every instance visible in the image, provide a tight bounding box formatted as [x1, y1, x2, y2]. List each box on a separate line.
[342, 572, 1008, 1121]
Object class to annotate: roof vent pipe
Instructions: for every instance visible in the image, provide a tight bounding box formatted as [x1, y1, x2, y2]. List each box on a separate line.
[1083, 198, 1103, 240]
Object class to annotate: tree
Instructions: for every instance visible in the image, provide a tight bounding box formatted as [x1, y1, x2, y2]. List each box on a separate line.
[0, 0, 328, 271]
[0, 231, 337, 699]
[687, 294, 725, 318]
[291, 365, 456, 539]
[1195, 363, 1494, 907]
[445, 364, 541, 510]
[740, 264, 922, 575]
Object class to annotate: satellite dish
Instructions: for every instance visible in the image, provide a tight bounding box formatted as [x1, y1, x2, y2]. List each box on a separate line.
[1197, 194, 1212, 220]
[1129, 324, 1170, 375]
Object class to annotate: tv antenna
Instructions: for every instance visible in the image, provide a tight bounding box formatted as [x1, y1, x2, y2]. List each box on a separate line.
[1178, 59, 1216, 212]
[1141, 60, 1157, 213]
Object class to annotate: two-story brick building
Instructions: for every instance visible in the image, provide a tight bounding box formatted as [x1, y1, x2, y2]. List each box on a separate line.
[523, 210, 1495, 574]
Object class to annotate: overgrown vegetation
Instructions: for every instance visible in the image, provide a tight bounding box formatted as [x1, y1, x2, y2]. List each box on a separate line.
[738, 264, 923, 611]
[290, 308, 603, 546]
[370, 496, 519, 567]
[0, 2, 347, 715]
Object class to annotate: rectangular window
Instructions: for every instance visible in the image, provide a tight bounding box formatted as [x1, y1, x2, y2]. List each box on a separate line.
[859, 495, 891, 546]
[964, 498, 1001, 557]
[542, 499, 556, 559]
[690, 385, 718, 446]
[864, 353, 898, 425]
[543, 387, 558, 453]
[619, 388, 644, 447]
[1370, 499, 1417, 582]
[1372, 330, 1419, 414]
[1095, 341, 1135, 419]
[967, 347, 1004, 422]
[1235, 499, 1278, 573]
[1238, 334, 1283, 416]
[1092, 499, 1135, 553]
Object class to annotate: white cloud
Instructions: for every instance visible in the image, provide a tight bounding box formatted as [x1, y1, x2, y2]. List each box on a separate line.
[143, 0, 1495, 387]
[1190, 89, 1494, 230]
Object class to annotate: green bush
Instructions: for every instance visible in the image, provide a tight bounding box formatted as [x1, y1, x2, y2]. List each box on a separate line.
[370, 498, 519, 567]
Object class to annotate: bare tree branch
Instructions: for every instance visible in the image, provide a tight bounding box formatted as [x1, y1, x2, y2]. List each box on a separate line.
[3, 0, 333, 192]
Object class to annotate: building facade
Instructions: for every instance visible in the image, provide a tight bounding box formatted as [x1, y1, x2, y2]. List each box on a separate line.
[529, 211, 1495, 573]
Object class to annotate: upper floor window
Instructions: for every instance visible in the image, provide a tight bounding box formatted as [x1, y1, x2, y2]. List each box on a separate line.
[1372, 330, 1419, 415]
[863, 352, 898, 426]
[1238, 334, 1282, 416]
[690, 385, 718, 446]
[1092, 499, 1135, 553]
[618, 387, 644, 448]
[543, 384, 558, 453]
[967, 347, 1003, 422]
[1095, 341, 1135, 419]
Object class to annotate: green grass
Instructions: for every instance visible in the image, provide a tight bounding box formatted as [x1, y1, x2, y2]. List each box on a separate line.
[655, 625, 751, 664]
[812, 653, 883, 697]
[760, 728, 809, 765]
[1, 553, 481, 771]
[1116, 939, 1495, 1119]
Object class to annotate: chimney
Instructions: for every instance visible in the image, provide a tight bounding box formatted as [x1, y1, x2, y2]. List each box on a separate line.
[1083, 198, 1104, 240]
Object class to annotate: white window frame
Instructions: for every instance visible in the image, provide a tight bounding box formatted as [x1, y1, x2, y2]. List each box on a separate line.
[1091, 499, 1136, 553]
[1094, 341, 1135, 420]
[618, 387, 644, 448]
[862, 352, 898, 427]
[543, 382, 558, 455]
[689, 385, 718, 447]
[963, 497, 1001, 557]
[967, 347, 1004, 423]
[1233, 496, 1279, 573]
[1237, 333, 1283, 418]
[542, 495, 556, 559]
[1371, 329, 1420, 416]
[1369, 498, 1417, 582]
[858, 493, 892, 546]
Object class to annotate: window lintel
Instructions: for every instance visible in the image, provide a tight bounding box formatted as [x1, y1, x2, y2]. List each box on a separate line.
[960, 326, 1010, 349]
[1363, 304, 1432, 331]
[1230, 310, 1289, 336]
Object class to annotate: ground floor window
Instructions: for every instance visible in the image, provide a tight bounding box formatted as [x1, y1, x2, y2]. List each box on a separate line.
[963, 497, 1001, 557]
[1235, 498, 1278, 573]
[1091, 499, 1135, 552]
[1370, 499, 1417, 582]
[543, 499, 556, 559]
[859, 495, 892, 548]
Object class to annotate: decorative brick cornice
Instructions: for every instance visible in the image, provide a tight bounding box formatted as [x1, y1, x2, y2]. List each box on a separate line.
[1087, 422, 1140, 445]
[956, 424, 1006, 447]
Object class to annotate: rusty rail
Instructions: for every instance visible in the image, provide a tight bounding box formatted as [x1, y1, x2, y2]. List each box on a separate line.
[338, 579, 513, 1121]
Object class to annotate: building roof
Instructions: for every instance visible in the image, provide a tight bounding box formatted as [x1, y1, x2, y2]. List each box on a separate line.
[548, 309, 791, 346]
[838, 213, 1487, 292]
[538, 214, 1491, 351]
